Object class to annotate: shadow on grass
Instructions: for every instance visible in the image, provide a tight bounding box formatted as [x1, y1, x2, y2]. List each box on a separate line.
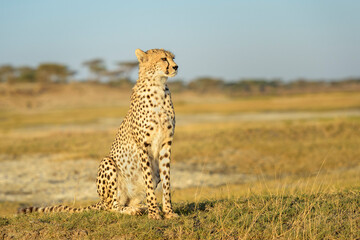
[174, 200, 222, 216]
[0, 217, 10, 227]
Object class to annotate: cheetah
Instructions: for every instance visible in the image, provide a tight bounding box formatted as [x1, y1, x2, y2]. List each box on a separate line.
[19, 48, 179, 219]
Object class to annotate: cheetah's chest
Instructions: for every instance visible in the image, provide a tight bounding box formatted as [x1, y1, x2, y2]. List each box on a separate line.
[142, 90, 173, 155]
[149, 104, 174, 160]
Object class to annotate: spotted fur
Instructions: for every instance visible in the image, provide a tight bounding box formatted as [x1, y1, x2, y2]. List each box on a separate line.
[19, 49, 179, 219]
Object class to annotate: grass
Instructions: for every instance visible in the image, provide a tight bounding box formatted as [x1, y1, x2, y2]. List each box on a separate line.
[1, 188, 359, 239]
[174, 91, 360, 114]
[0, 87, 359, 239]
[1, 91, 360, 131]
[0, 106, 128, 131]
[0, 130, 114, 160]
[1, 117, 359, 179]
[173, 118, 360, 176]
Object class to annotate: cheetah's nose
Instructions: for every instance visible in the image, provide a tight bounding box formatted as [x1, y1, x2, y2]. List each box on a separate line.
[173, 65, 178, 71]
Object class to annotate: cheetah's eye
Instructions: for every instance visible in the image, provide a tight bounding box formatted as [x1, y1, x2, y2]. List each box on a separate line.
[161, 58, 167, 61]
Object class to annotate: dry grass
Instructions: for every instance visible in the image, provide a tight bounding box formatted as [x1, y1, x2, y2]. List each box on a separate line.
[1, 117, 359, 179]
[0, 84, 359, 239]
[173, 118, 360, 177]
[174, 91, 360, 114]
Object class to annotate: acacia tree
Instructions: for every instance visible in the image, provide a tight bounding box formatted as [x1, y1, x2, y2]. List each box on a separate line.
[105, 69, 124, 81]
[116, 61, 138, 80]
[36, 63, 73, 83]
[188, 77, 224, 93]
[0, 65, 15, 83]
[17, 66, 37, 83]
[83, 58, 106, 82]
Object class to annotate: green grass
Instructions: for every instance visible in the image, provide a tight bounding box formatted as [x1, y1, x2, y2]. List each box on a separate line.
[1, 189, 359, 239]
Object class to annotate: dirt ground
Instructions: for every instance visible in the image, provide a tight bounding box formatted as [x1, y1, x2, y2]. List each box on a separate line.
[0, 154, 255, 205]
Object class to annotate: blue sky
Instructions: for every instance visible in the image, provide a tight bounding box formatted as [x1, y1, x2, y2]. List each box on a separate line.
[1, 0, 359, 81]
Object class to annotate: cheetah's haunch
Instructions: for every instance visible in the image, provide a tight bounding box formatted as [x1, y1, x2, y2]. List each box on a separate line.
[19, 49, 179, 220]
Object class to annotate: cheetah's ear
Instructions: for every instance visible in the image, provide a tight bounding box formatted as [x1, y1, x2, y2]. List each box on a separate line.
[135, 49, 147, 63]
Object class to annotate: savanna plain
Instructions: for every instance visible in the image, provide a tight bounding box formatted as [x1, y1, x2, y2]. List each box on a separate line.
[0, 83, 359, 239]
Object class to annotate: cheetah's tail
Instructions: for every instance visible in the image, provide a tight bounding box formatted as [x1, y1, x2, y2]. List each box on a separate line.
[17, 201, 104, 214]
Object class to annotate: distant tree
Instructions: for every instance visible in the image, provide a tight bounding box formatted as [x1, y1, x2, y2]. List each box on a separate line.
[268, 79, 283, 88]
[188, 77, 224, 93]
[115, 61, 138, 80]
[290, 79, 309, 89]
[17, 66, 36, 83]
[331, 78, 360, 87]
[36, 63, 73, 83]
[222, 78, 284, 96]
[104, 69, 132, 88]
[167, 79, 186, 92]
[0, 65, 15, 83]
[83, 58, 106, 82]
[105, 69, 125, 82]
[233, 79, 269, 93]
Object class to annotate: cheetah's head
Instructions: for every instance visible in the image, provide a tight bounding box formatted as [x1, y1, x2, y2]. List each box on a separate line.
[135, 49, 178, 78]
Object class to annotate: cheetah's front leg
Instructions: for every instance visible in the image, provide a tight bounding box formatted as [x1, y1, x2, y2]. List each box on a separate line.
[139, 146, 161, 219]
[159, 140, 178, 219]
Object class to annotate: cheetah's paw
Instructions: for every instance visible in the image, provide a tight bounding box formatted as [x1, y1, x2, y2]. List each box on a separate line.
[148, 212, 162, 220]
[164, 212, 179, 219]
